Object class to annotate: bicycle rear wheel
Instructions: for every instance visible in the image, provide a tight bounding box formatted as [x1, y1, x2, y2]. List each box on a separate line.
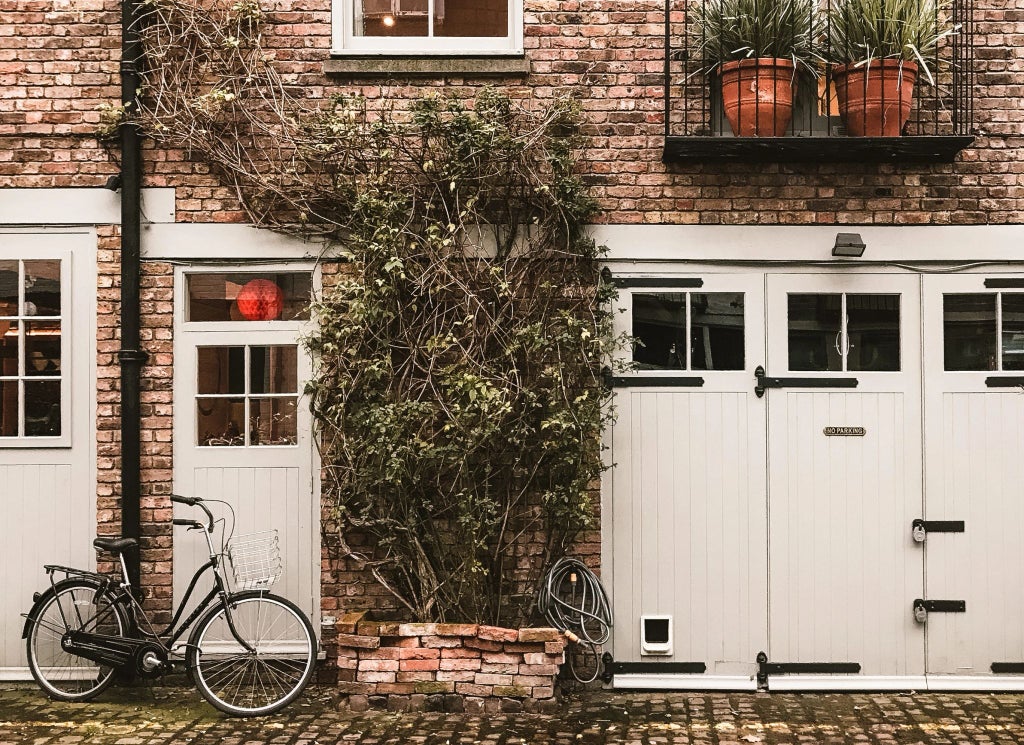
[25, 579, 128, 702]
[188, 591, 316, 716]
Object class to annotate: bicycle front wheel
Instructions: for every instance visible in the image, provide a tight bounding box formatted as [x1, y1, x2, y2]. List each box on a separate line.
[188, 591, 316, 716]
[25, 579, 128, 702]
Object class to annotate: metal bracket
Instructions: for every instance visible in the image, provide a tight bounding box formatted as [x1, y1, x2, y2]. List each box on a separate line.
[754, 365, 858, 398]
[600, 652, 706, 683]
[984, 278, 1024, 288]
[985, 377, 1024, 388]
[911, 519, 965, 542]
[991, 662, 1024, 674]
[913, 598, 966, 622]
[611, 376, 705, 388]
[755, 651, 860, 689]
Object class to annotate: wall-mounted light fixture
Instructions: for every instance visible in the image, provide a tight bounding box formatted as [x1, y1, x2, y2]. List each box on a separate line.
[832, 232, 866, 257]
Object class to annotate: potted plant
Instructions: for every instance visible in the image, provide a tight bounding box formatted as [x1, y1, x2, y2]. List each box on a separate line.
[826, 0, 957, 136]
[691, 0, 821, 137]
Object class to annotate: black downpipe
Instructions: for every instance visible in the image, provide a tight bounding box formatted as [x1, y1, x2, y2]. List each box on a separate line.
[118, 0, 148, 590]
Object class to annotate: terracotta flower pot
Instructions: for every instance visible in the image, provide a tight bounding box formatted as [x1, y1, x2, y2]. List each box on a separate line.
[719, 58, 797, 137]
[832, 60, 918, 137]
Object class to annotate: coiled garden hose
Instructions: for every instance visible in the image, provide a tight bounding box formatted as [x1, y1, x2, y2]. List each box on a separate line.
[537, 557, 613, 684]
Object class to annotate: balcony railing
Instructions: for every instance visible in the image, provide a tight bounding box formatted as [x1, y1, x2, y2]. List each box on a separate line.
[663, 0, 976, 162]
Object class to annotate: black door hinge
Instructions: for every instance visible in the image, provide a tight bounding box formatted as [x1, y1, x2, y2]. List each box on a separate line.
[754, 365, 858, 398]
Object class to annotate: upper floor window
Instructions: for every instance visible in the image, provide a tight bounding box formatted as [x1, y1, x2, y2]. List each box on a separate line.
[332, 0, 524, 55]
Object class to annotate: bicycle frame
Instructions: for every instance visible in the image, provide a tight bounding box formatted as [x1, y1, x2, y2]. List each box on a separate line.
[35, 506, 256, 663]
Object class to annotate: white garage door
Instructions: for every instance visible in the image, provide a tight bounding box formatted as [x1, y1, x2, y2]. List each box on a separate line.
[607, 269, 1024, 690]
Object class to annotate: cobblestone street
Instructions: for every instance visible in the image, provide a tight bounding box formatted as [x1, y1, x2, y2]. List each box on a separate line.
[3, 684, 1024, 744]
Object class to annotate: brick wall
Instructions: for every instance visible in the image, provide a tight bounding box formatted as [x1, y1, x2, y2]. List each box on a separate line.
[3, 0, 1022, 631]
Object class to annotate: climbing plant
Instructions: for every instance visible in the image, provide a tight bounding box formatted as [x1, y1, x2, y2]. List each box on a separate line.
[132, 0, 619, 625]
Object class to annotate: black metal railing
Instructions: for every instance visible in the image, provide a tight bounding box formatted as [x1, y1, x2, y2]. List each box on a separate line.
[663, 0, 975, 160]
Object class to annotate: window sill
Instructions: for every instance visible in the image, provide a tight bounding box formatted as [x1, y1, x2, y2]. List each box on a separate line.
[323, 56, 529, 77]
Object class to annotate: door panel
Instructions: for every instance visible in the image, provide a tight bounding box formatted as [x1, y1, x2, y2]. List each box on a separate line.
[173, 304, 319, 637]
[607, 274, 766, 682]
[923, 274, 1024, 680]
[765, 274, 924, 680]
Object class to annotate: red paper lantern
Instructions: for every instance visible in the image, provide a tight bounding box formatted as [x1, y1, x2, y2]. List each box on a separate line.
[236, 279, 285, 321]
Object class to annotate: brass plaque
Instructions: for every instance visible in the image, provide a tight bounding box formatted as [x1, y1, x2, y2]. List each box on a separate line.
[823, 426, 865, 436]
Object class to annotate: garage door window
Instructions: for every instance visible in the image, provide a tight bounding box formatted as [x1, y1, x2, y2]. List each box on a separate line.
[0, 259, 64, 441]
[943, 292, 1024, 371]
[788, 293, 900, 372]
[632, 292, 745, 371]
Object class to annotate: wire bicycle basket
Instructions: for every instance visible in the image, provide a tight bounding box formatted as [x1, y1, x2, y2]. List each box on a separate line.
[227, 531, 283, 590]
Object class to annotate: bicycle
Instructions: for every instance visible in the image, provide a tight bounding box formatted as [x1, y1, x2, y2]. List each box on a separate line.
[21, 494, 317, 716]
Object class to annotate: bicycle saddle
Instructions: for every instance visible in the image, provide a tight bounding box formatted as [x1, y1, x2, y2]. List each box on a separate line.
[92, 536, 138, 555]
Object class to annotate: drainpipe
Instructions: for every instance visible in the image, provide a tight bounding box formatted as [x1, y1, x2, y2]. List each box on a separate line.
[118, 0, 147, 590]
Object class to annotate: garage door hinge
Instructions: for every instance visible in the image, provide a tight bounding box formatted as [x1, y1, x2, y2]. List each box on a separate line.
[599, 653, 706, 683]
[913, 598, 966, 622]
[755, 652, 861, 690]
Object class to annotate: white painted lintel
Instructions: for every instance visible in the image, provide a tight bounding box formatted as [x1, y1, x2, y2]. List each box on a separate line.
[0, 188, 175, 225]
[591, 224, 1024, 264]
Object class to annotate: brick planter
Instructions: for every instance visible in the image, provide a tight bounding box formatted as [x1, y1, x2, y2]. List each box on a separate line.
[332, 612, 567, 713]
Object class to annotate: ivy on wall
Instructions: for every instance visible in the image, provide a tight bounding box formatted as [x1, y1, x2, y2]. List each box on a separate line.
[132, 0, 620, 624]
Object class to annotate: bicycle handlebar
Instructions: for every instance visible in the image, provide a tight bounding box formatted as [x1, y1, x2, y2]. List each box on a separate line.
[170, 494, 215, 533]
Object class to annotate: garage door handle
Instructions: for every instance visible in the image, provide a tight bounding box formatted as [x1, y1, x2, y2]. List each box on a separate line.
[754, 366, 859, 398]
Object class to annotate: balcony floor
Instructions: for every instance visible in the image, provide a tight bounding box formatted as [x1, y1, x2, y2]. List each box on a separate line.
[662, 136, 976, 163]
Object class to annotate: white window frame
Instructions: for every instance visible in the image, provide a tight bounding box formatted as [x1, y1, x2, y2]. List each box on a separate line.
[0, 251, 72, 448]
[332, 0, 524, 56]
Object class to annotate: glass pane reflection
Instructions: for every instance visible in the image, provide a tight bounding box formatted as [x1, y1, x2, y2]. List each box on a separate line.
[250, 346, 298, 394]
[197, 398, 245, 446]
[847, 295, 900, 371]
[788, 294, 842, 371]
[944, 294, 997, 371]
[24, 260, 61, 316]
[249, 397, 297, 446]
[1002, 294, 1024, 371]
[633, 293, 687, 370]
[25, 321, 60, 376]
[0, 262, 18, 317]
[690, 293, 744, 370]
[25, 380, 60, 436]
[197, 347, 245, 395]
[0, 380, 17, 437]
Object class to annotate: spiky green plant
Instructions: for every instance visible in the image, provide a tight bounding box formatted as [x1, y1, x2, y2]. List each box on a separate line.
[826, 0, 957, 83]
[690, 0, 824, 73]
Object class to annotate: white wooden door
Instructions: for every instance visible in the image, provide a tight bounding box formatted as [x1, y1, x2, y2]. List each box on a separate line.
[0, 233, 95, 678]
[607, 274, 766, 688]
[172, 269, 319, 635]
[764, 273, 925, 688]
[922, 273, 1024, 688]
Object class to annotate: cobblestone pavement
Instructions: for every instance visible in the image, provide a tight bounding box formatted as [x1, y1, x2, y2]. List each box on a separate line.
[3, 683, 1024, 744]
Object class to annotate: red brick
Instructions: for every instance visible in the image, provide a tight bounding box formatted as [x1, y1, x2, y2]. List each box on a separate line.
[400, 658, 441, 672]
[335, 633, 380, 650]
[398, 647, 440, 660]
[478, 626, 519, 642]
[517, 628, 562, 643]
[434, 623, 479, 636]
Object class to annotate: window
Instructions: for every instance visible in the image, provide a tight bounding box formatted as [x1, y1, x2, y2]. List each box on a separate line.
[632, 292, 745, 371]
[943, 293, 1024, 371]
[196, 345, 299, 447]
[185, 272, 312, 323]
[333, 0, 523, 54]
[0, 259, 65, 441]
[788, 293, 900, 372]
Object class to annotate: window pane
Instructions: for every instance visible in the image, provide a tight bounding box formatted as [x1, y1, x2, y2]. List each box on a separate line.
[25, 321, 60, 376]
[25, 380, 60, 436]
[690, 293, 744, 370]
[250, 346, 298, 394]
[186, 273, 312, 322]
[24, 260, 61, 316]
[944, 294, 996, 371]
[633, 293, 687, 370]
[847, 294, 900, 372]
[197, 347, 245, 394]
[250, 397, 298, 446]
[0, 380, 16, 436]
[0, 262, 18, 317]
[788, 294, 842, 371]
[0, 322, 17, 376]
[197, 398, 245, 446]
[437, 1, 508, 37]
[1002, 294, 1024, 370]
[357, 0, 428, 37]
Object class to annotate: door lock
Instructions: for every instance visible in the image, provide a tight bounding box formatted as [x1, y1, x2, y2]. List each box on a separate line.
[913, 598, 966, 623]
[911, 519, 965, 542]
